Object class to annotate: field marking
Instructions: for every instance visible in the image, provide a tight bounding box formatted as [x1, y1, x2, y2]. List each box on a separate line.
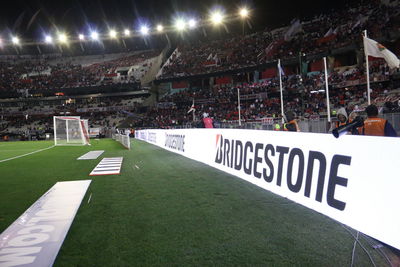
[77, 150, 104, 160]
[0, 145, 55, 163]
[0, 180, 91, 267]
[89, 157, 123, 176]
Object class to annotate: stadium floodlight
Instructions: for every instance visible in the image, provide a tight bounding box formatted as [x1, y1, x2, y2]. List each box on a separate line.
[58, 33, 67, 43]
[90, 31, 99, 40]
[78, 34, 85, 41]
[156, 24, 164, 33]
[140, 25, 149, 35]
[45, 35, 53, 44]
[211, 11, 224, 25]
[188, 19, 197, 29]
[109, 29, 117, 39]
[124, 29, 130, 36]
[175, 19, 186, 31]
[11, 36, 19, 45]
[239, 8, 249, 18]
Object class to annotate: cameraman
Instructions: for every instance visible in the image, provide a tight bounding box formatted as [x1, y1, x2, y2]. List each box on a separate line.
[359, 105, 397, 137]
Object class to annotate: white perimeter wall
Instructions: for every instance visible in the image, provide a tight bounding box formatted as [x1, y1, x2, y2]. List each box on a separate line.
[136, 128, 400, 250]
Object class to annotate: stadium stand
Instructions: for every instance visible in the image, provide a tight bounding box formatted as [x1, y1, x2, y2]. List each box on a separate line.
[157, 1, 400, 79]
[1, 0, 400, 139]
[0, 50, 159, 96]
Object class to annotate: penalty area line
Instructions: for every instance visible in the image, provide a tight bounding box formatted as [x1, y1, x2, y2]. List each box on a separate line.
[0, 145, 55, 163]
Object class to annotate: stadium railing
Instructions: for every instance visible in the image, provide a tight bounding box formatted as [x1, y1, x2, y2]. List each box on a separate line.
[169, 112, 400, 135]
[112, 133, 131, 150]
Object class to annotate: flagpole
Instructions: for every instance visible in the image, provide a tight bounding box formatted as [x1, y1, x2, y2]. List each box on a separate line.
[323, 57, 331, 122]
[364, 30, 371, 105]
[193, 99, 195, 122]
[237, 88, 241, 126]
[278, 59, 285, 124]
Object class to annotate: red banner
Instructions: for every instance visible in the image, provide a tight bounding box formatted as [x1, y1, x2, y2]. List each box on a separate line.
[316, 34, 337, 45]
[310, 59, 324, 72]
[172, 81, 189, 89]
[216, 76, 232, 85]
[261, 68, 277, 79]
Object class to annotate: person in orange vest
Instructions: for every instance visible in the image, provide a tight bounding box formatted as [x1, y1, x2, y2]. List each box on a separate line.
[359, 104, 397, 137]
[283, 111, 300, 132]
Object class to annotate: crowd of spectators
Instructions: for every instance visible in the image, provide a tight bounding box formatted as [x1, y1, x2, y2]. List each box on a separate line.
[158, 0, 400, 79]
[0, 50, 159, 94]
[0, 95, 144, 137]
[3, 59, 397, 132]
[1, 0, 400, 133]
[135, 61, 400, 128]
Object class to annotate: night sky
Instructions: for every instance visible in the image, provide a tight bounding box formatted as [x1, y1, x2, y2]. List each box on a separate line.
[0, 0, 362, 40]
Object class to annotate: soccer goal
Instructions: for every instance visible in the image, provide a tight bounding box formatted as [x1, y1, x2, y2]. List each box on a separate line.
[53, 116, 90, 146]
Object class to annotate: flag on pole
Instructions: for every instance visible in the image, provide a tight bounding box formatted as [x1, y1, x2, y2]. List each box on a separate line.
[278, 61, 285, 76]
[187, 100, 195, 114]
[278, 59, 285, 124]
[324, 28, 333, 37]
[363, 37, 400, 69]
[284, 19, 302, 41]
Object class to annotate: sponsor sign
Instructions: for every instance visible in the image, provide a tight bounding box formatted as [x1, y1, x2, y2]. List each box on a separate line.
[0, 180, 91, 267]
[135, 128, 400, 250]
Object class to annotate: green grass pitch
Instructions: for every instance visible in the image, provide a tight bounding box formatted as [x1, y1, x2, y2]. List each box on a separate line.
[0, 139, 391, 266]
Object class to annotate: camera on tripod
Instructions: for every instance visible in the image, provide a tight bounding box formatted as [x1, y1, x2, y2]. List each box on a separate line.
[332, 116, 364, 138]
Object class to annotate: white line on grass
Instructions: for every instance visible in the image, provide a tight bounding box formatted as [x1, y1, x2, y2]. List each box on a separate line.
[87, 193, 92, 204]
[0, 145, 55, 163]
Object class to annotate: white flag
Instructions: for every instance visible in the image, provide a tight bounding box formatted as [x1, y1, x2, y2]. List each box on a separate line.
[278, 61, 285, 76]
[363, 36, 400, 69]
[187, 100, 195, 114]
[324, 28, 333, 37]
[284, 19, 302, 41]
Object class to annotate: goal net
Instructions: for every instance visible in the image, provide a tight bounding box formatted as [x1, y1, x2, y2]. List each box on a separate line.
[54, 116, 90, 146]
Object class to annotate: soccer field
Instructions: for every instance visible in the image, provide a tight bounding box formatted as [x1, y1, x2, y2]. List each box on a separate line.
[0, 139, 392, 266]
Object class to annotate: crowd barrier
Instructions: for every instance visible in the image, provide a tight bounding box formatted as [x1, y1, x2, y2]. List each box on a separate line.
[219, 113, 400, 134]
[112, 133, 131, 149]
[135, 128, 400, 250]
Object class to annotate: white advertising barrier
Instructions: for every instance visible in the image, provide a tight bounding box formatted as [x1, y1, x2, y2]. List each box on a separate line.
[112, 134, 131, 150]
[136, 129, 400, 250]
[0, 180, 91, 267]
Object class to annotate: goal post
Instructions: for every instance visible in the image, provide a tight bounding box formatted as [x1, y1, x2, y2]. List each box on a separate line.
[54, 116, 90, 146]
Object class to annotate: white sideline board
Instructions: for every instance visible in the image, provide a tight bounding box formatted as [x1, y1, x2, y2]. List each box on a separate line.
[77, 150, 104, 160]
[135, 128, 400, 250]
[89, 157, 123, 176]
[0, 180, 91, 267]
